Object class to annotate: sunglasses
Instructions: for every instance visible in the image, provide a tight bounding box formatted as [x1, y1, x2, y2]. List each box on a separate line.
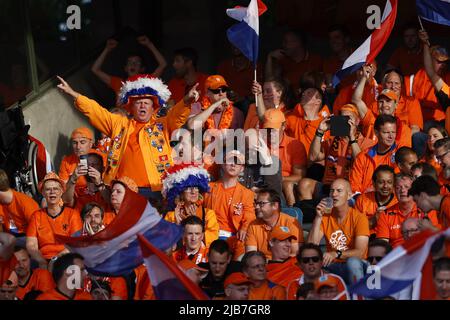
[301, 256, 321, 263]
[209, 87, 229, 94]
[170, 140, 181, 148]
[368, 256, 383, 263]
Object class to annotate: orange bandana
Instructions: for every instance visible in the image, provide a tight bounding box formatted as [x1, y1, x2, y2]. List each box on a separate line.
[201, 97, 234, 129]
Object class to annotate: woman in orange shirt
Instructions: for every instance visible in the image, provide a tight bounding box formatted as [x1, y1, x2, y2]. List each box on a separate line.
[424, 123, 448, 175]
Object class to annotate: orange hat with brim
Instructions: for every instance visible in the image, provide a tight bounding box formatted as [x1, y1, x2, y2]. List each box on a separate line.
[205, 75, 229, 91]
[336, 103, 359, 118]
[314, 275, 340, 291]
[269, 225, 297, 241]
[71, 127, 93, 141]
[177, 259, 209, 273]
[111, 176, 139, 193]
[262, 108, 286, 129]
[224, 272, 252, 288]
[378, 89, 399, 102]
[38, 172, 66, 193]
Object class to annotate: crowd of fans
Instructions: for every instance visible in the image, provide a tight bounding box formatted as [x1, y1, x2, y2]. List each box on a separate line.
[0, 23, 450, 301]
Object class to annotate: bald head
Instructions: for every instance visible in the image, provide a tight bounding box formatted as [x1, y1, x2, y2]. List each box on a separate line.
[330, 179, 352, 209]
[331, 179, 352, 193]
[401, 217, 420, 241]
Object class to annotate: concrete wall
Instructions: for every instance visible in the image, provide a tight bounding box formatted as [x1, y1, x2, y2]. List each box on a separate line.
[22, 66, 95, 171]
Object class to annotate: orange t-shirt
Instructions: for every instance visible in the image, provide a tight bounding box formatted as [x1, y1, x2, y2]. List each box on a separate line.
[134, 264, 156, 300]
[16, 269, 55, 300]
[355, 192, 398, 235]
[273, 134, 307, 177]
[286, 272, 349, 300]
[217, 60, 263, 99]
[248, 280, 286, 300]
[360, 110, 412, 148]
[322, 134, 375, 185]
[438, 195, 450, 229]
[116, 122, 149, 187]
[388, 47, 423, 76]
[245, 212, 304, 260]
[333, 79, 380, 114]
[73, 189, 110, 213]
[349, 144, 399, 194]
[203, 182, 256, 234]
[244, 103, 286, 131]
[369, 95, 423, 130]
[59, 154, 88, 190]
[37, 288, 92, 300]
[226, 235, 246, 261]
[320, 207, 370, 260]
[376, 204, 441, 248]
[266, 257, 303, 287]
[277, 53, 323, 90]
[26, 207, 83, 259]
[168, 72, 209, 104]
[172, 243, 208, 265]
[0, 190, 39, 234]
[285, 104, 331, 154]
[0, 256, 17, 285]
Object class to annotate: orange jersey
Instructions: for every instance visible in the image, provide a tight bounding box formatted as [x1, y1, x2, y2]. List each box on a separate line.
[360, 111, 412, 148]
[438, 195, 450, 229]
[277, 53, 323, 90]
[168, 72, 209, 104]
[248, 280, 286, 300]
[203, 182, 256, 234]
[266, 257, 303, 287]
[0, 190, 39, 234]
[226, 235, 246, 261]
[245, 212, 304, 260]
[349, 144, 399, 194]
[172, 243, 208, 265]
[134, 264, 155, 300]
[273, 134, 307, 177]
[26, 207, 83, 259]
[16, 269, 55, 300]
[355, 192, 398, 234]
[285, 104, 331, 153]
[165, 207, 219, 248]
[320, 207, 370, 260]
[217, 60, 263, 99]
[37, 288, 92, 300]
[286, 271, 349, 300]
[321, 134, 375, 185]
[333, 79, 380, 114]
[376, 203, 440, 248]
[388, 47, 423, 76]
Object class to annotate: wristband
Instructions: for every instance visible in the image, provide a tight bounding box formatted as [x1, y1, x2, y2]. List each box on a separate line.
[349, 139, 357, 145]
[315, 130, 324, 138]
[336, 250, 343, 259]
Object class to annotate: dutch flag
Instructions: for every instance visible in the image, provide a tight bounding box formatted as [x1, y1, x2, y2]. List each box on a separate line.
[416, 0, 450, 26]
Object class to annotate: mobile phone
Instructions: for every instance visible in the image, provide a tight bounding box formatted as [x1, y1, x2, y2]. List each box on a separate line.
[79, 155, 88, 173]
[330, 115, 350, 137]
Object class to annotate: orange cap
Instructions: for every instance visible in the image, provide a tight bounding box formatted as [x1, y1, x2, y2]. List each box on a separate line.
[38, 172, 66, 193]
[111, 176, 139, 193]
[205, 75, 229, 90]
[337, 103, 359, 118]
[262, 108, 286, 129]
[269, 225, 297, 241]
[177, 259, 209, 273]
[378, 89, 398, 102]
[71, 127, 94, 141]
[224, 272, 252, 288]
[314, 275, 340, 291]
[430, 45, 449, 62]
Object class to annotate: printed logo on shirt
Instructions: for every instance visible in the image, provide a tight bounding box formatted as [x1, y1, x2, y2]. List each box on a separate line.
[159, 155, 168, 162]
[329, 230, 349, 251]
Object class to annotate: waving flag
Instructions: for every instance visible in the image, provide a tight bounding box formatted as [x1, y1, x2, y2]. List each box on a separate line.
[138, 235, 209, 300]
[332, 0, 398, 87]
[226, 0, 267, 66]
[416, 0, 450, 26]
[57, 189, 183, 276]
[350, 228, 450, 299]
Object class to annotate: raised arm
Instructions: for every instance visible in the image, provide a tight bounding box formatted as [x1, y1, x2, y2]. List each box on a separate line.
[137, 36, 167, 78]
[251, 80, 266, 121]
[91, 39, 117, 86]
[309, 117, 330, 162]
[351, 65, 372, 119]
[186, 98, 229, 130]
[419, 30, 444, 92]
[307, 199, 326, 244]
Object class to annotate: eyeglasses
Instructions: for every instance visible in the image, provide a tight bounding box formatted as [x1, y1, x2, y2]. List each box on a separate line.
[435, 150, 450, 162]
[300, 256, 321, 264]
[254, 201, 272, 207]
[402, 228, 419, 236]
[367, 256, 383, 263]
[209, 87, 229, 94]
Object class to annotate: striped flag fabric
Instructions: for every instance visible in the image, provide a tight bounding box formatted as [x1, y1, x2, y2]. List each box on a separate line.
[416, 0, 450, 26]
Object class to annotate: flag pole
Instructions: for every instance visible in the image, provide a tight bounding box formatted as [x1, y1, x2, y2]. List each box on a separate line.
[254, 67, 258, 108]
[417, 15, 430, 46]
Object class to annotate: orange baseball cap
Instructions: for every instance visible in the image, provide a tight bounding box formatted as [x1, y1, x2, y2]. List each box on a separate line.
[205, 75, 229, 90]
[431, 45, 449, 62]
[378, 89, 398, 102]
[224, 272, 252, 288]
[337, 103, 359, 118]
[111, 176, 139, 193]
[262, 108, 286, 129]
[269, 225, 297, 241]
[177, 259, 209, 273]
[314, 275, 340, 291]
[38, 172, 66, 193]
[71, 127, 94, 141]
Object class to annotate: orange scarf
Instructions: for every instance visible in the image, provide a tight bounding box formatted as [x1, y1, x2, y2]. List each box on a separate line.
[201, 97, 234, 129]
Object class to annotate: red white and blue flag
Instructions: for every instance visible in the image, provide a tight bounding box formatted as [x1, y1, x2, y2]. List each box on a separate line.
[416, 0, 450, 26]
[350, 228, 450, 299]
[138, 235, 209, 300]
[226, 0, 267, 66]
[332, 0, 398, 87]
[58, 189, 183, 276]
